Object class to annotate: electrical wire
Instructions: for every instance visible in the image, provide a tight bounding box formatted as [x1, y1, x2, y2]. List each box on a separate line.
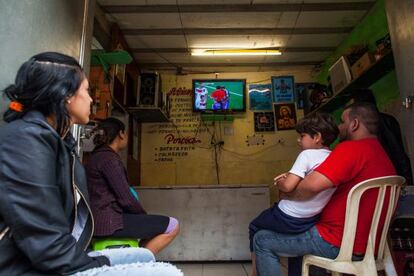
[210, 121, 221, 185]
[220, 139, 297, 161]
[213, 142, 221, 185]
[176, 0, 190, 56]
[279, 0, 304, 54]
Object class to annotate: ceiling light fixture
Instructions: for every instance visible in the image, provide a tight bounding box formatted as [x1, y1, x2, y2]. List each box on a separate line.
[191, 49, 282, 56]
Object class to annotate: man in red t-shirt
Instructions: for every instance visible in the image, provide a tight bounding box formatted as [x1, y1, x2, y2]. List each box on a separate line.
[253, 102, 396, 276]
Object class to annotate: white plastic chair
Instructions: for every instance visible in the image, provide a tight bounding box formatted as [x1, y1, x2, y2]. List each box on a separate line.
[302, 175, 405, 276]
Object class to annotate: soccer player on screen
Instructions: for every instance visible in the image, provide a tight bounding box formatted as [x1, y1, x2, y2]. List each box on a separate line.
[222, 87, 230, 109]
[195, 83, 208, 110]
[211, 86, 230, 110]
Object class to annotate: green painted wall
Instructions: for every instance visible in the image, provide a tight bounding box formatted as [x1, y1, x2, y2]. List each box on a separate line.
[317, 0, 399, 113]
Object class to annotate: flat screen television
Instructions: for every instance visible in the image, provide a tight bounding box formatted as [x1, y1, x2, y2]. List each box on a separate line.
[192, 79, 246, 112]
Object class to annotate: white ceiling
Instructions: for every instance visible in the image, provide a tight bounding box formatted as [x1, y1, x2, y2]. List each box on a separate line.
[96, 0, 376, 73]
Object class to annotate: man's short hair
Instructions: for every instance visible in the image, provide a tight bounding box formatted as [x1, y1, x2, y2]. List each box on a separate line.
[345, 102, 379, 135]
[296, 112, 339, 146]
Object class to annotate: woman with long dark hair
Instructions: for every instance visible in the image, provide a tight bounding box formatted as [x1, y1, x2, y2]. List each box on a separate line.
[86, 117, 179, 255]
[0, 52, 181, 275]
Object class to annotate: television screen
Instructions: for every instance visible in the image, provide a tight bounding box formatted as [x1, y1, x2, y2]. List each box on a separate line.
[192, 79, 246, 112]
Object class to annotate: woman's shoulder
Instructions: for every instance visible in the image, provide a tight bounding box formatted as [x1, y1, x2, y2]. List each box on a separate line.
[2, 118, 55, 139]
[92, 146, 118, 156]
[89, 147, 121, 165]
[0, 122, 62, 169]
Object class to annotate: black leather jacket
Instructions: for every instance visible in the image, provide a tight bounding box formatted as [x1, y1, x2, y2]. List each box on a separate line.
[0, 111, 109, 275]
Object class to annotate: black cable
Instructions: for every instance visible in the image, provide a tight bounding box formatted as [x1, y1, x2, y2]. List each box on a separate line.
[176, 0, 190, 55]
[209, 121, 220, 184]
[214, 142, 220, 185]
[280, 1, 304, 54]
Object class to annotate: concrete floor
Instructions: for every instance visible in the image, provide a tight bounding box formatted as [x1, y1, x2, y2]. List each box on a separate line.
[173, 259, 288, 276]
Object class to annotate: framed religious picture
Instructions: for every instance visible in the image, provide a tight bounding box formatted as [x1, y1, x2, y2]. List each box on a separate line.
[254, 112, 275, 132]
[271, 76, 295, 103]
[248, 84, 273, 111]
[273, 103, 297, 131]
[115, 63, 126, 85]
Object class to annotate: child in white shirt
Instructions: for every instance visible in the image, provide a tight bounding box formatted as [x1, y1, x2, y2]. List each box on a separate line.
[249, 112, 339, 252]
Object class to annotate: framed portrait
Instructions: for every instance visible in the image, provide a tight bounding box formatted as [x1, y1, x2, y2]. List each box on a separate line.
[254, 112, 275, 132]
[306, 83, 330, 114]
[115, 63, 126, 85]
[271, 76, 295, 103]
[248, 84, 273, 111]
[273, 103, 297, 131]
[295, 83, 309, 110]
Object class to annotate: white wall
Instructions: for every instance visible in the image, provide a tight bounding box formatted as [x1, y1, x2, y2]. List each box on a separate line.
[140, 69, 314, 187]
[0, 0, 95, 125]
[385, 0, 414, 178]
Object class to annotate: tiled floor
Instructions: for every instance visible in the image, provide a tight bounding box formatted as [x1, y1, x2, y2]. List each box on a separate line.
[173, 258, 288, 276]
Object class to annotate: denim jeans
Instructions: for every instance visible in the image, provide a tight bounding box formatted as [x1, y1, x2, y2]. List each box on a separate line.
[249, 204, 319, 251]
[253, 226, 340, 276]
[72, 248, 183, 276]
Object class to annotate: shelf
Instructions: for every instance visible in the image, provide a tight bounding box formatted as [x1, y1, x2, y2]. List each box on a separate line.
[310, 51, 395, 114]
[128, 107, 169, 123]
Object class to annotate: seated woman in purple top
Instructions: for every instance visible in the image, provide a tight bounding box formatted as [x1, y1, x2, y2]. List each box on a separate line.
[86, 117, 179, 255]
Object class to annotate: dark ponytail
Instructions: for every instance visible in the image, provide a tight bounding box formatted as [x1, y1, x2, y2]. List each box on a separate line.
[3, 84, 25, 122]
[93, 117, 126, 148]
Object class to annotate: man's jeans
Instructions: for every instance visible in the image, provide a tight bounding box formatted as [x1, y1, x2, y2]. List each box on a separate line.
[253, 226, 340, 276]
[72, 248, 183, 276]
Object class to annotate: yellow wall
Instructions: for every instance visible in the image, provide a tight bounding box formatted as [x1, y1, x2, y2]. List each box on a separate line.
[140, 69, 314, 193]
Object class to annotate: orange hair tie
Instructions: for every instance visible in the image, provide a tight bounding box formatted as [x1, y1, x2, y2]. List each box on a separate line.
[9, 101, 24, 112]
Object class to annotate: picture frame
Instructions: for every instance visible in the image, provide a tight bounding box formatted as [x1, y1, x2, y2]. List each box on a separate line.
[254, 112, 275, 132]
[273, 103, 297, 131]
[306, 83, 330, 114]
[295, 83, 309, 110]
[248, 84, 273, 111]
[271, 76, 295, 103]
[115, 63, 126, 85]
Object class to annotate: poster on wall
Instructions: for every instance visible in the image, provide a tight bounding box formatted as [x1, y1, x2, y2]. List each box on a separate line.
[273, 103, 297, 131]
[295, 83, 310, 110]
[248, 84, 273, 110]
[271, 76, 295, 103]
[298, 83, 331, 114]
[254, 112, 275, 132]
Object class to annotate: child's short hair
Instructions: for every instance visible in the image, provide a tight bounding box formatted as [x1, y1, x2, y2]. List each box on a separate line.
[295, 112, 339, 146]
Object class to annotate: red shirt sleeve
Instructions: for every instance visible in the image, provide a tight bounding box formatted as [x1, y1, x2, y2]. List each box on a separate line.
[315, 141, 361, 187]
